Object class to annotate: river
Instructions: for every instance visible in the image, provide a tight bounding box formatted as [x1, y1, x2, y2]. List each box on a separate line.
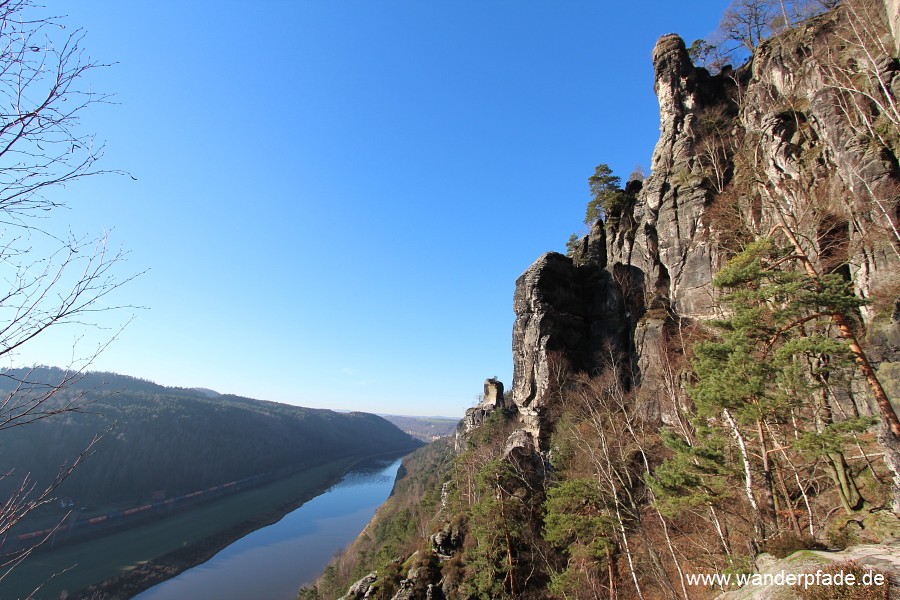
[132, 457, 402, 600]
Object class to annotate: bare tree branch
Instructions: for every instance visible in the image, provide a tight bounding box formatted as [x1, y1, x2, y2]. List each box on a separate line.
[0, 0, 135, 579]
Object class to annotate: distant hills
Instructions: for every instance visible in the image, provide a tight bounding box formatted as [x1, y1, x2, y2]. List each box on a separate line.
[378, 414, 459, 442]
[0, 367, 422, 512]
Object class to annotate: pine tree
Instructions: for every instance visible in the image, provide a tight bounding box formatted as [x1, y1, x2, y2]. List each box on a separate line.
[660, 239, 880, 542]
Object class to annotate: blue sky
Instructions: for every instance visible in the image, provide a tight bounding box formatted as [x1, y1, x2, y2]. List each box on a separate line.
[9, 1, 729, 417]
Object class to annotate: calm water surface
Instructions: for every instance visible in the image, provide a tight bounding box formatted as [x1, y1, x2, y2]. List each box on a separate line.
[133, 457, 402, 600]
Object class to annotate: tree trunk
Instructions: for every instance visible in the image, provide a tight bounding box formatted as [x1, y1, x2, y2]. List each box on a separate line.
[774, 461, 802, 535]
[756, 418, 780, 532]
[723, 409, 767, 538]
[496, 475, 515, 598]
[771, 215, 900, 511]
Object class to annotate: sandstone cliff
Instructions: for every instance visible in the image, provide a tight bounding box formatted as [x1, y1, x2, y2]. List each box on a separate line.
[323, 3, 900, 599]
[493, 6, 900, 448]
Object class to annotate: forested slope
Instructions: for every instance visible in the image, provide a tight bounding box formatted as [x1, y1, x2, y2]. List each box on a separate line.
[0, 367, 421, 510]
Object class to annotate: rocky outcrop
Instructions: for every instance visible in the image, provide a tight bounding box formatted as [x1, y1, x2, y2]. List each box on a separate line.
[389, 559, 444, 600]
[604, 34, 731, 322]
[430, 521, 463, 559]
[338, 560, 446, 600]
[339, 572, 377, 600]
[509, 251, 636, 446]
[504, 35, 735, 438]
[887, 0, 900, 54]
[508, 10, 900, 446]
[455, 378, 508, 451]
[716, 541, 900, 599]
[510, 252, 591, 430]
[482, 378, 504, 409]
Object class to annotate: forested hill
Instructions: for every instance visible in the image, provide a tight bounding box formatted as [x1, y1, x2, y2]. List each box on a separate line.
[0, 367, 422, 509]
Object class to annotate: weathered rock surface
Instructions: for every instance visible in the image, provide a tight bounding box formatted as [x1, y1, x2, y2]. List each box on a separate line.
[387, 561, 444, 600]
[605, 34, 728, 322]
[504, 34, 739, 442]
[339, 572, 377, 600]
[716, 541, 900, 599]
[511, 252, 589, 414]
[455, 378, 508, 451]
[503, 427, 536, 459]
[739, 10, 900, 316]
[509, 252, 636, 445]
[482, 377, 504, 409]
[430, 521, 463, 559]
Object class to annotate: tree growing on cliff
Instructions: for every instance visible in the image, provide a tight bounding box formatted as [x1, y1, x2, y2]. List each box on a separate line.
[708, 0, 839, 67]
[675, 240, 887, 540]
[585, 164, 622, 224]
[720, 0, 779, 52]
[585, 163, 637, 229]
[565, 233, 581, 260]
[0, 0, 131, 582]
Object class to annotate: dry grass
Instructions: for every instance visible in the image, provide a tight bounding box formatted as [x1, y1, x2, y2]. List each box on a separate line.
[794, 560, 894, 600]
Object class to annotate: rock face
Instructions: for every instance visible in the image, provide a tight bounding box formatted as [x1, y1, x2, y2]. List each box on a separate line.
[511, 253, 592, 415]
[508, 15, 900, 444]
[887, 0, 900, 54]
[605, 34, 729, 322]
[509, 252, 635, 445]
[502, 35, 745, 441]
[340, 572, 377, 600]
[482, 378, 504, 409]
[455, 378, 507, 451]
[738, 10, 900, 317]
[504, 36, 734, 439]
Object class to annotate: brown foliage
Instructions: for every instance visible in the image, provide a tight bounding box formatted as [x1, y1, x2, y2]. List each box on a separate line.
[794, 560, 894, 599]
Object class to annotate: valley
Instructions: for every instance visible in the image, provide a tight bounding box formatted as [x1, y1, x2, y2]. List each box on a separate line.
[3, 1, 900, 599]
[0, 369, 426, 599]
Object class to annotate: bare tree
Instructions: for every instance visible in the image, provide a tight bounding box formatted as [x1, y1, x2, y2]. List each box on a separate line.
[710, 0, 840, 69]
[720, 0, 779, 53]
[0, 0, 134, 585]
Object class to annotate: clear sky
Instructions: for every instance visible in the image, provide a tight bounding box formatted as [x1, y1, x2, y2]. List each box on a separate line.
[8, 1, 730, 417]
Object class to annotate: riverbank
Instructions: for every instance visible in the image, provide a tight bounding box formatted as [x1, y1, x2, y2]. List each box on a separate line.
[4, 452, 407, 600]
[69, 459, 354, 600]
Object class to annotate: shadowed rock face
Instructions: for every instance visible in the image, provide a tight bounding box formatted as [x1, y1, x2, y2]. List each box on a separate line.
[511, 252, 592, 412]
[505, 36, 732, 438]
[509, 252, 636, 444]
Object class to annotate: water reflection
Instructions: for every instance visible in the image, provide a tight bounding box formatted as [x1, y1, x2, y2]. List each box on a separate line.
[133, 457, 402, 600]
